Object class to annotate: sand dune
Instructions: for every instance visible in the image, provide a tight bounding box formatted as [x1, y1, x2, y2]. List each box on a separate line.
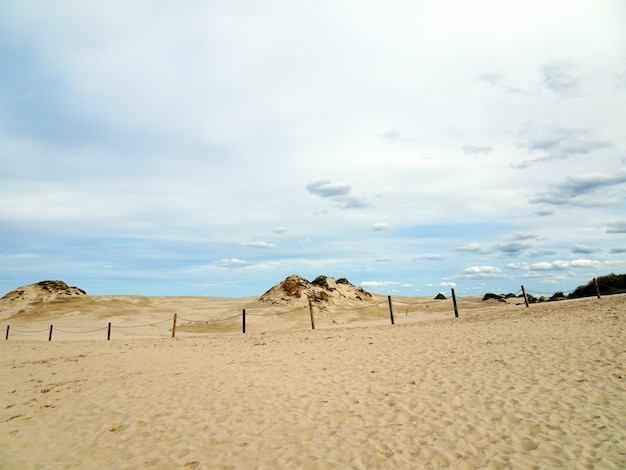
[1, 294, 625, 468]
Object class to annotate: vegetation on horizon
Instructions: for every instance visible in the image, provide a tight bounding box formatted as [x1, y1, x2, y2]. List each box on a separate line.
[479, 273, 625, 303]
[569, 273, 626, 298]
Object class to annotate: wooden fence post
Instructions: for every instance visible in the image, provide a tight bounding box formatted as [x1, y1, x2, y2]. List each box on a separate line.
[48, 325, 53, 341]
[451, 289, 459, 318]
[5, 325, 9, 340]
[593, 278, 601, 299]
[521, 285, 530, 308]
[387, 296, 395, 325]
[242, 309, 246, 334]
[308, 297, 315, 330]
[171, 313, 177, 338]
[107, 322, 112, 340]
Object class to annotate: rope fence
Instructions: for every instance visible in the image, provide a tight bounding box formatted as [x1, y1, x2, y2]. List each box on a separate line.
[112, 318, 173, 328]
[245, 305, 309, 317]
[2, 279, 615, 341]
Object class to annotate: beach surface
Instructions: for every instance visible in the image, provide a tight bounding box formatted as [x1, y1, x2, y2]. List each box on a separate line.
[1, 294, 625, 469]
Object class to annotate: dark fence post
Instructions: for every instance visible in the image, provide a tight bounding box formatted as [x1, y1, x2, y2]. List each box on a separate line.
[593, 278, 601, 299]
[521, 285, 530, 308]
[242, 309, 246, 334]
[48, 325, 53, 341]
[308, 297, 315, 330]
[107, 322, 112, 340]
[451, 289, 459, 318]
[171, 313, 177, 338]
[387, 296, 395, 325]
[5, 325, 9, 340]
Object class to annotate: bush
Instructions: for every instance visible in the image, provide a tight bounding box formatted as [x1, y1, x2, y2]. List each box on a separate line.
[482, 293, 505, 302]
[549, 292, 567, 302]
[312, 275, 330, 290]
[569, 273, 626, 299]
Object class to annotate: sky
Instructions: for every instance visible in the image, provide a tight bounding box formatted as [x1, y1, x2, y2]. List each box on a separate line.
[1, 1, 625, 298]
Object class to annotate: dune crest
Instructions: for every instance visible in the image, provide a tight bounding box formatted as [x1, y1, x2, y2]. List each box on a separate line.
[0, 280, 86, 317]
[258, 274, 373, 306]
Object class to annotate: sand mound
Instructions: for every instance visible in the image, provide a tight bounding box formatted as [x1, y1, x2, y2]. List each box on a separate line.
[0, 280, 86, 318]
[258, 275, 373, 306]
[2, 280, 86, 302]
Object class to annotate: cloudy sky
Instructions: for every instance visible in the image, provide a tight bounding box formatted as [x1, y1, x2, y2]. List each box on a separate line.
[1, 1, 625, 297]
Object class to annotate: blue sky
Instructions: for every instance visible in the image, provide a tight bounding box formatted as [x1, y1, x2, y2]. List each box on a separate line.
[1, 1, 625, 297]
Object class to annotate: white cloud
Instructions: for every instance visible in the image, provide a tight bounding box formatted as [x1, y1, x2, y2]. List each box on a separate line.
[417, 254, 444, 261]
[531, 261, 553, 270]
[360, 281, 398, 288]
[531, 170, 626, 207]
[461, 144, 493, 155]
[542, 62, 582, 98]
[512, 232, 537, 241]
[536, 209, 554, 217]
[242, 241, 275, 249]
[605, 259, 626, 267]
[571, 259, 601, 268]
[524, 259, 602, 271]
[571, 244, 598, 254]
[606, 220, 626, 234]
[380, 129, 417, 143]
[381, 129, 401, 141]
[459, 266, 502, 279]
[508, 262, 530, 270]
[215, 258, 252, 269]
[457, 233, 540, 259]
[306, 180, 371, 209]
[456, 243, 490, 254]
[496, 238, 535, 257]
[306, 180, 351, 198]
[516, 124, 612, 168]
[373, 222, 391, 231]
[552, 261, 571, 270]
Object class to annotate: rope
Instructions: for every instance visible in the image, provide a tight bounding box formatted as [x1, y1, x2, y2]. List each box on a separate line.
[8, 327, 51, 333]
[178, 313, 241, 324]
[600, 286, 626, 294]
[247, 305, 308, 317]
[456, 297, 486, 304]
[326, 300, 388, 312]
[392, 298, 445, 306]
[54, 327, 109, 334]
[112, 318, 172, 329]
[597, 281, 626, 293]
[526, 288, 572, 296]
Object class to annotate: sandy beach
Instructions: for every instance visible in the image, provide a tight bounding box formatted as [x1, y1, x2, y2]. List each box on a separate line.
[1, 293, 625, 469]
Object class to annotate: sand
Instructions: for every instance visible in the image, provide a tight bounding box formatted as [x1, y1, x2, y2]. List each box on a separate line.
[1, 294, 625, 469]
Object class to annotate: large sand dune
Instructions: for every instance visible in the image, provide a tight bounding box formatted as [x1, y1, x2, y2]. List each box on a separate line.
[1, 282, 624, 468]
